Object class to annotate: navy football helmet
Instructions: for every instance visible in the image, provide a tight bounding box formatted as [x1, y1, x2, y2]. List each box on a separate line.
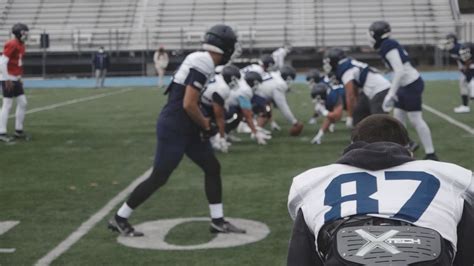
[442, 33, 458, 51]
[323, 48, 346, 74]
[368, 21, 391, 49]
[306, 69, 323, 84]
[221, 64, 241, 86]
[310, 83, 330, 100]
[244, 71, 262, 90]
[259, 55, 275, 70]
[280, 65, 296, 81]
[12, 23, 29, 42]
[203, 24, 238, 65]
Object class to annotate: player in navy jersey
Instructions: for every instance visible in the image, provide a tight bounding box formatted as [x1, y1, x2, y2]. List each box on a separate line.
[109, 24, 245, 236]
[287, 114, 474, 266]
[368, 21, 438, 161]
[439, 33, 473, 113]
[306, 69, 346, 144]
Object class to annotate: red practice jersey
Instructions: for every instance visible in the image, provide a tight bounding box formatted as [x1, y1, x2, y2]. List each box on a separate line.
[2, 38, 25, 77]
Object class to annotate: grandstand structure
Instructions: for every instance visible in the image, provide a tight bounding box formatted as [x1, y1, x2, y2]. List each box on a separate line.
[0, 0, 462, 52]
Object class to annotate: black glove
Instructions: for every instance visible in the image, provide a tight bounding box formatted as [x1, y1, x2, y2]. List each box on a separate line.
[200, 120, 218, 141]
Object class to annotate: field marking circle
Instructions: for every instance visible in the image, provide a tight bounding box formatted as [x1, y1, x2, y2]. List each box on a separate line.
[117, 217, 270, 250]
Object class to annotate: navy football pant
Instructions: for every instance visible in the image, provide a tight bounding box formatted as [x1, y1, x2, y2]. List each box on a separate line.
[126, 132, 222, 209]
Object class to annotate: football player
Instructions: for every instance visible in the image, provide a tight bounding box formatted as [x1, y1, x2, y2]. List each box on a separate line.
[438, 33, 473, 113]
[306, 70, 346, 144]
[241, 54, 275, 76]
[0, 23, 29, 142]
[287, 114, 474, 266]
[323, 48, 390, 128]
[201, 64, 241, 153]
[272, 44, 292, 70]
[224, 71, 271, 145]
[252, 65, 304, 135]
[109, 24, 245, 236]
[369, 21, 438, 160]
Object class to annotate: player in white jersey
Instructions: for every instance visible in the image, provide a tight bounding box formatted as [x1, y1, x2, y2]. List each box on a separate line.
[287, 114, 474, 266]
[224, 71, 271, 145]
[201, 65, 241, 152]
[241, 54, 275, 76]
[252, 65, 304, 135]
[323, 48, 390, 127]
[369, 21, 438, 161]
[272, 44, 291, 70]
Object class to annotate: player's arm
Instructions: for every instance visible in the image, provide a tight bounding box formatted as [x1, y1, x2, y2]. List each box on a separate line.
[183, 68, 210, 130]
[385, 49, 405, 97]
[343, 80, 357, 118]
[272, 88, 298, 125]
[0, 55, 13, 90]
[211, 92, 226, 137]
[454, 174, 474, 265]
[287, 209, 323, 266]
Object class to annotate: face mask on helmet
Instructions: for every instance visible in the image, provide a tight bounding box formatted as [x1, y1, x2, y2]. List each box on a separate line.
[244, 71, 262, 91]
[12, 23, 29, 43]
[222, 64, 241, 89]
[323, 58, 332, 74]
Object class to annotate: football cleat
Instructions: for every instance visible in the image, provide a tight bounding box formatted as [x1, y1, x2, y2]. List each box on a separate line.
[107, 216, 144, 237]
[328, 123, 335, 133]
[453, 105, 470, 113]
[0, 134, 12, 142]
[14, 131, 31, 141]
[210, 220, 246, 234]
[308, 117, 317, 125]
[423, 153, 439, 161]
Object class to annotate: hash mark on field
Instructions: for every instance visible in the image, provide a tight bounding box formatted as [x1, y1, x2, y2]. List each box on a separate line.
[35, 168, 152, 266]
[423, 104, 474, 135]
[8, 89, 132, 119]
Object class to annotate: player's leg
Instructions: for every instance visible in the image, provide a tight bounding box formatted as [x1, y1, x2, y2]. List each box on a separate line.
[100, 69, 107, 88]
[185, 137, 245, 234]
[352, 94, 370, 126]
[95, 69, 100, 88]
[13, 81, 28, 139]
[158, 67, 165, 88]
[369, 89, 389, 115]
[110, 134, 186, 236]
[0, 81, 14, 142]
[455, 74, 470, 113]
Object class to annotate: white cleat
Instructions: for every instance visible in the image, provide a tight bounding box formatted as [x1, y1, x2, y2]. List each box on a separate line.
[454, 105, 470, 113]
[308, 117, 317, 125]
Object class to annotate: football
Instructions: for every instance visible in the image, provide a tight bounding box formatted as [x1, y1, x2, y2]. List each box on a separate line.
[289, 122, 304, 136]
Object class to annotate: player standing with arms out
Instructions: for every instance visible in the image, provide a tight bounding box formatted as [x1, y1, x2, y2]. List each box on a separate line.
[109, 24, 245, 236]
[368, 21, 438, 161]
[439, 33, 473, 113]
[0, 23, 29, 142]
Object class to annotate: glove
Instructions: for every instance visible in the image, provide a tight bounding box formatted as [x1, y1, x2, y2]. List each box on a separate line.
[345, 117, 353, 129]
[211, 135, 229, 153]
[310, 129, 324, 144]
[382, 93, 397, 112]
[251, 130, 271, 145]
[314, 102, 329, 117]
[256, 126, 272, 135]
[270, 121, 281, 131]
[328, 123, 335, 133]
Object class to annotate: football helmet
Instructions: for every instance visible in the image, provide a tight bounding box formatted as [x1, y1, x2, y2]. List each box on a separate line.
[280, 65, 296, 82]
[323, 48, 346, 74]
[368, 21, 391, 49]
[221, 64, 241, 88]
[203, 24, 238, 65]
[244, 71, 262, 90]
[459, 44, 472, 62]
[310, 83, 330, 100]
[12, 23, 29, 42]
[258, 55, 275, 70]
[306, 69, 323, 84]
[438, 33, 458, 51]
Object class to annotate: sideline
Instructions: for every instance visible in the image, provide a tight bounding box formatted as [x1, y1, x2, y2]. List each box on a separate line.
[35, 168, 152, 266]
[8, 88, 132, 118]
[423, 104, 474, 135]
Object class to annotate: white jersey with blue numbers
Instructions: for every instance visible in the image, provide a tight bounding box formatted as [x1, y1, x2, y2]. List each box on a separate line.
[288, 160, 473, 251]
[226, 78, 253, 109]
[172, 51, 215, 90]
[339, 59, 390, 99]
[256, 71, 288, 99]
[201, 74, 231, 107]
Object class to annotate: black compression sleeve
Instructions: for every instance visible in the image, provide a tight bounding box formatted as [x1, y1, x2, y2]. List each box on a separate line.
[212, 92, 225, 106]
[453, 201, 474, 266]
[287, 209, 323, 266]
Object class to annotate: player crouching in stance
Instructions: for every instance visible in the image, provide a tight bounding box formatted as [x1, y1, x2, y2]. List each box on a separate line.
[252, 65, 304, 136]
[0, 23, 30, 142]
[287, 114, 474, 266]
[108, 24, 245, 237]
[306, 70, 345, 145]
[438, 33, 474, 113]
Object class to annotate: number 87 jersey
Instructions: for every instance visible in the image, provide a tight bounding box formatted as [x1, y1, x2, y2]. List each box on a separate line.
[288, 160, 473, 251]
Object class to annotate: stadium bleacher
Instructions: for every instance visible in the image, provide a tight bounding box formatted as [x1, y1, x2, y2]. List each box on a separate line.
[0, 0, 460, 52]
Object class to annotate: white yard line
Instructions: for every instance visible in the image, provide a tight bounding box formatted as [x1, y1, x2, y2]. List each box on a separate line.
[423, 104, 474, 135]
[8, 89, 132, 119]
[35, 168, 152, 266]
